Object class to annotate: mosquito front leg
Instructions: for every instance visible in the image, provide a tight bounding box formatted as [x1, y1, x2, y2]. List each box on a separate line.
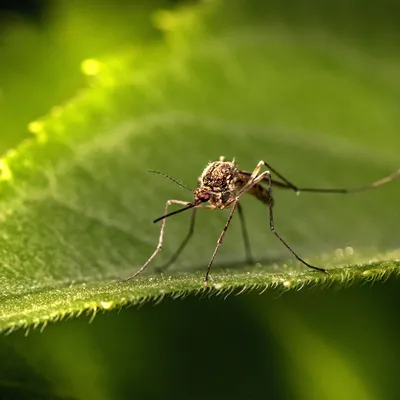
[204, 201, 239, 286]
[158, 208, 197, 271]
[124, 199, 191, 281]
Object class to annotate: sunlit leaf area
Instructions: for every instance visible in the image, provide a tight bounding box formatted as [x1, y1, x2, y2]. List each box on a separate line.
[0, 0, 399, 398]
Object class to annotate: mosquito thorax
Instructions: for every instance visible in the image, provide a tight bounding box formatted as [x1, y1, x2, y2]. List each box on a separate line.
[195, 159, 243, 208]
[199, 160, 238, 190]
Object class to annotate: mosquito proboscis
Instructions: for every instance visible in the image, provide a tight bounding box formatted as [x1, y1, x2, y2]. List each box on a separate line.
[124, 157, 400, 286]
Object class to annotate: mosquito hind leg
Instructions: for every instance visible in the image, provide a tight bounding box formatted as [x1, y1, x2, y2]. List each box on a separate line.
[262, 171, 328, 273]
[261, 160, 400, 194]
[123, 199, 190, 282]
[261, 161, 299, 192]
[249, 169, 327, 274]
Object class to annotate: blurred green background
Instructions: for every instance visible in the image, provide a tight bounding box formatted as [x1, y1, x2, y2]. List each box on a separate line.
[0, 0, 399, 399]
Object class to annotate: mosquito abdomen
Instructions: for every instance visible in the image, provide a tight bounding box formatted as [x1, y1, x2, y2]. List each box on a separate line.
[249, 183, 273, 206]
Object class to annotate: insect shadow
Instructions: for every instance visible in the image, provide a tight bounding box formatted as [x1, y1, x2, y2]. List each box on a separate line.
[153, 254, 291, 277]
[123, 156, 400, 286]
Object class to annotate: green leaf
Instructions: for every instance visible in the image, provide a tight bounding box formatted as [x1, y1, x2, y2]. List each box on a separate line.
[0, 0, 166, 154]
[1, 1, 400, 333]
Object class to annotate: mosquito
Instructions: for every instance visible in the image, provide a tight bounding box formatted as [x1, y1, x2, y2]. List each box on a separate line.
[124, 156, 400, 286]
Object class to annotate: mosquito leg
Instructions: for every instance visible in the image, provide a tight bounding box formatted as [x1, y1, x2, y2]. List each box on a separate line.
[231, 161, 264, 201]
[237, 203, 254, 264]
[261, 161, 400, 194]
[251, 161, 264, 179]
[123, 199, 190, 281]
[261, 161, 299, 192]
[204, 201, 239, 286]
[263, 171, 328, 274]
[158, 208, 197, 272]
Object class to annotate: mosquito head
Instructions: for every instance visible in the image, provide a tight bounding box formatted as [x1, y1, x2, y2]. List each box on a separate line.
[193, 187, 211, 204]
[196, 159, 244, 208]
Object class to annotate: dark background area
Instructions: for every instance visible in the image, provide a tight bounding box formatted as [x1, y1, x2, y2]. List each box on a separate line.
[0, 0, 49, 26]
[0, 1, 46, 17]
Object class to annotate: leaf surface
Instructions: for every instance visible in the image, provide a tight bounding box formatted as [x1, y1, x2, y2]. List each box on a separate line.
[1, 2, 400, 332]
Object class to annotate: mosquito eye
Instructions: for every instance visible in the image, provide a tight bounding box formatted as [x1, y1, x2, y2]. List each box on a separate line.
[201, 193, 211, 202]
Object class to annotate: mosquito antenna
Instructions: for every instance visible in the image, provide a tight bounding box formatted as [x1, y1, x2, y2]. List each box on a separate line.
[153, 203, 197, 223]
[147, 169, 192, 192]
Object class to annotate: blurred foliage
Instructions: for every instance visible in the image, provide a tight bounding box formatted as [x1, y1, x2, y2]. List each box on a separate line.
[0, 0, 399, 399]
[0, 0, 181, 154]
